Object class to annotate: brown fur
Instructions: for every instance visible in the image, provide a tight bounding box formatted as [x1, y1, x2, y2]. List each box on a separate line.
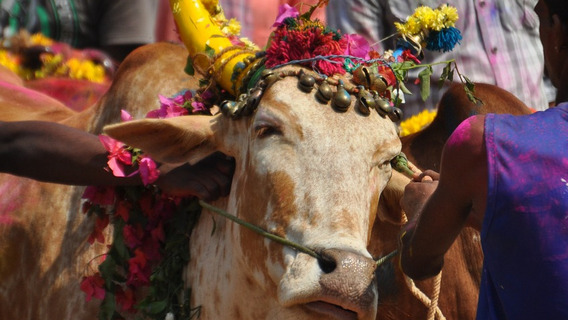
[0, 42, 197, 319]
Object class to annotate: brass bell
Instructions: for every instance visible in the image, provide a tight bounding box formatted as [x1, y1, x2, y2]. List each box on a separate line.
[332, 81, 351, 112]
[244, 88, 263, 116]
[375, 96, 391, 117]
[260, 69, 280, 88]
[315, 81, 333, 104]
[357, 87, 374, 116]
[221, 100, 239, 118]
[388, 107, 403, 122]
[298, 72, 316, 93]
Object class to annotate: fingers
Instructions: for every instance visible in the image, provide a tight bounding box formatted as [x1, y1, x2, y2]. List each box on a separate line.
[412, 169, 439, 182]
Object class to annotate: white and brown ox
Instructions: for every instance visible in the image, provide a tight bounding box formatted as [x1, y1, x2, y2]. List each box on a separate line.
[104, 64, 401, 319]
[0, 41, 532, 319]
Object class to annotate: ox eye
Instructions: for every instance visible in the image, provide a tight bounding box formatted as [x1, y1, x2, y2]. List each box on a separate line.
[255, 124, 282, 138]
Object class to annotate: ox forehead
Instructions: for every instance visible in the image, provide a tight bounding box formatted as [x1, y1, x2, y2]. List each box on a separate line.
[104, 65, 402, 320]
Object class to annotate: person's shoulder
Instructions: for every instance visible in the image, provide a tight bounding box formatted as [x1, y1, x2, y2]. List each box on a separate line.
[444, 115, 485, 156]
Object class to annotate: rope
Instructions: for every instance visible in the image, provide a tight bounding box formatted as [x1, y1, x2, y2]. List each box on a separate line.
[396, 159, 444, 319]
[404, 272, 446, 320]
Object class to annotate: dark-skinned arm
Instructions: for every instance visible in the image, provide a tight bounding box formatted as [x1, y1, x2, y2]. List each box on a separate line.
[399, 115, 487, 280]
[0, 121, 234, 200]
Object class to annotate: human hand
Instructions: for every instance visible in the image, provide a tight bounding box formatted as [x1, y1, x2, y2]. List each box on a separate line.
[155, 152, 235, 201]
[401, 170, 439, 220]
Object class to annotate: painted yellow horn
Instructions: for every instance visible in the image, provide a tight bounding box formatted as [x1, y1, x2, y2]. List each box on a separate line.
[169, 0, 260, 95]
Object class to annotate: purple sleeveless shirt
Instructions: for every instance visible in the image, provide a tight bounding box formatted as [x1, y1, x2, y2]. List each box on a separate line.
[477, 103, 568, 319]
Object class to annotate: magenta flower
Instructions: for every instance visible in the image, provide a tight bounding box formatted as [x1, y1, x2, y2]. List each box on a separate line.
[121, 109, 133, 122]
[126, 249, 150, 286]
[344, 34, 371, 59]
[273, 4, 299, 27]
[138, 156, 160, 185]
[146, 94, 189, 119]
[82, 186, 115, 206]
[80, 273, 106, 302]
[99, 135, 132, 177]
[191, 100, 207, 113]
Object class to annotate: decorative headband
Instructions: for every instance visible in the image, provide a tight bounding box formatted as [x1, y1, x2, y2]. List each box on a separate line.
[168, 0, 464, 119]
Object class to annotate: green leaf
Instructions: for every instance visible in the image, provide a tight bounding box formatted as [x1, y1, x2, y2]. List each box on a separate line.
[145, 300, 168, 315]
[184, 56, 195, 76]
[438, 62, 453, 88]
[399, 82, 412, 95]
[418, 66, 433, 101]
[98, 292, 116, 320]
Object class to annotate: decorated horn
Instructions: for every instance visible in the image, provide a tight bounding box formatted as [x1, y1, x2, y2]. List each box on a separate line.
[169, 0, 261, 95]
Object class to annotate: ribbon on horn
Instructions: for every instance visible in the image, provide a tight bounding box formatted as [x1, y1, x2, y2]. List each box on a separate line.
[169, 0, 262, 96]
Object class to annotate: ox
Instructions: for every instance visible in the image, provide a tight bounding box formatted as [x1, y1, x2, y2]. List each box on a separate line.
[0, 40, 531, 319]
[104, 64, 401, 319]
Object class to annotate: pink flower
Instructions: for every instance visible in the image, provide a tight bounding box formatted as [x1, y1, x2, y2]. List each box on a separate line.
[99, 135, 132, 177]
[138, 156, 160, 185]
[115, 200, 131, 221]
[80, 273, 106, 302]
[115, 287, 136, 312]
[121, 110, 133, 122]
[123, 224, 144, 249]
[273, 4, 299, 27]
[146, 94, 190, 119]
[82, 186, 115, 206]
[344, 34, 371, 59]
[127, 249, 150, 286]
[88, 214, 110, 244]
[191, 101, 207, 113]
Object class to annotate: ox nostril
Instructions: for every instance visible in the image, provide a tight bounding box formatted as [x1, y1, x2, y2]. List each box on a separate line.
[317, 252, 337, 274]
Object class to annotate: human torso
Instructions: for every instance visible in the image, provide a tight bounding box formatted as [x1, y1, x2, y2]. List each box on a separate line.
[480, 103, 568, 319]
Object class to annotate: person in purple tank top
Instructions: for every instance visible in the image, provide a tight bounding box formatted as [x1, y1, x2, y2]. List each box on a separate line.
[399, 0, 568, 318]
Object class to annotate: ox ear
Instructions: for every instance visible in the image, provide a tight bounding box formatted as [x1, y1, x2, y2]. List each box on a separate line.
[377, 170, 411, 226]
[103, 115, 223, 165]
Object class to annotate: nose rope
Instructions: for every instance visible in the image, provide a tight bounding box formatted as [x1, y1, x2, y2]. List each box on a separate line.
[198, 200, 397, 267]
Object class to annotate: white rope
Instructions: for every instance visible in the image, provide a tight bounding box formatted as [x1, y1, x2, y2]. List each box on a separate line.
[404, 272, 446, 320]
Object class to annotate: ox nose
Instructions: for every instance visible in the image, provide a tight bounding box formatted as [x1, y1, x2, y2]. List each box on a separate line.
[316, 248, 378, 316]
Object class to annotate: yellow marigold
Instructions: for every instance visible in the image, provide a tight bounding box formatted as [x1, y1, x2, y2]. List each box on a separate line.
[439, 4, 459, 27]
[30, 33, 53, 46]
[399, 108, 437, 137]
[66, 58, 105, 83]
[238, 37, 260, 50]
[0, 50, 19, 73]
[221, 18, 241, 36]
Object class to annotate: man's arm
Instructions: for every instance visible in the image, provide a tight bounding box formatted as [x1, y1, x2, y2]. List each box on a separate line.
[0, 121, 234, 199]
[399, 115, 487, 280]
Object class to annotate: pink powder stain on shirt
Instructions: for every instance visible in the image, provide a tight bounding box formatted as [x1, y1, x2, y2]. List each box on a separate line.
[445, 116, 476, 149]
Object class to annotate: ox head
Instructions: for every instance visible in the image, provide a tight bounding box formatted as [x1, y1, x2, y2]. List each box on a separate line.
[104, 65, 401, 319]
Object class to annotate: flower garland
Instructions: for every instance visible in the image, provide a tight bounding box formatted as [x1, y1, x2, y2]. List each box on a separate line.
[81, 89, 217, 320]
